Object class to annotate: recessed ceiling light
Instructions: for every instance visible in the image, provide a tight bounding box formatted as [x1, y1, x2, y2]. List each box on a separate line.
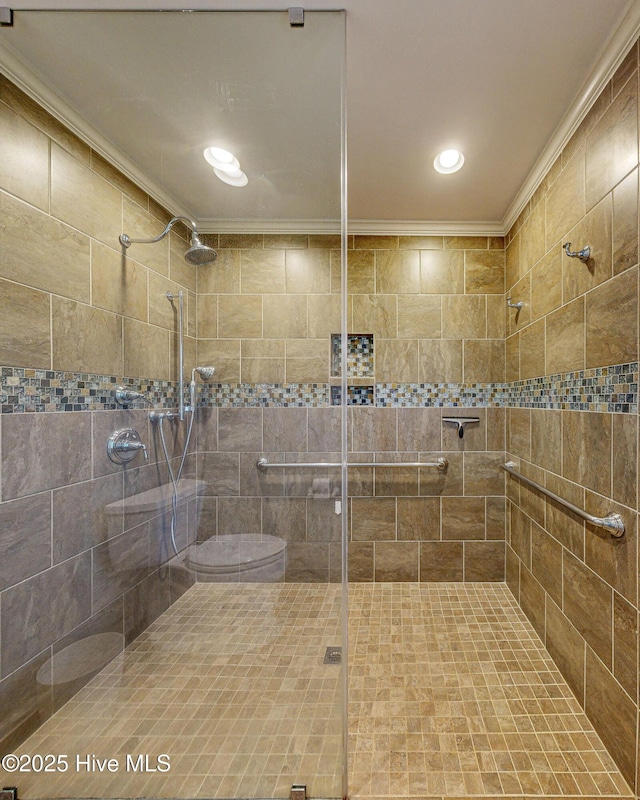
[214, 167, 249, 187]
[434, 149, 464, 174]
[203, 146, 239, 170]
[204, 146, 249, 187]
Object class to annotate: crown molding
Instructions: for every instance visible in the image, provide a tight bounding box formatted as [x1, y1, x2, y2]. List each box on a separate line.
[197, 218, 503, 235]
[197, 218, 342, 234]
[345, 219, 503, 237]
[501, 0, 640, 235]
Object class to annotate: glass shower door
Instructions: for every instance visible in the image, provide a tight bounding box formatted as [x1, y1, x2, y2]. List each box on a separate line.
[0, 10, 347, 799]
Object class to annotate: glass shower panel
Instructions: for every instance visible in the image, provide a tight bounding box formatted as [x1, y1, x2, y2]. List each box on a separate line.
[0, 10, 346, 800]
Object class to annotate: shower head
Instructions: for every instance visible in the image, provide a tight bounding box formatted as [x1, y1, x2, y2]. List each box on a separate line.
[189, 365, 215, 412]
[185, 233, 217, 266]
[120, 216, 217, 266]
[192, 366, 216, 381]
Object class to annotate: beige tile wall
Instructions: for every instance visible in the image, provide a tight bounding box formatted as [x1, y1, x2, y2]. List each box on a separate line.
[505, 40, 640, 793]
[0, 74, 196, 381]
[197, 233, 506, 385]
[200, 235, 507, 583]
[0, 75, 200, 754]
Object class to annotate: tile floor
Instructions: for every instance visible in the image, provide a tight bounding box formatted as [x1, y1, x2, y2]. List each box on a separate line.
[348, 583, 632, 799]
[6, 582, 634, 800]
[12, 583, 345, 799]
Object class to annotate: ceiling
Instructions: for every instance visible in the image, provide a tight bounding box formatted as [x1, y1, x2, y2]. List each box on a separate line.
[1, 0, 638, 234]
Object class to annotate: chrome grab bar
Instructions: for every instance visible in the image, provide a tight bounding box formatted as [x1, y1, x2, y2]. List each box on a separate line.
[502, 461, 624, 538]
[257, 457, 448, 472]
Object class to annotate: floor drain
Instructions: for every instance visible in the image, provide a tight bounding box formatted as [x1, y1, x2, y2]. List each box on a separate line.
[323, 646, 342, 664]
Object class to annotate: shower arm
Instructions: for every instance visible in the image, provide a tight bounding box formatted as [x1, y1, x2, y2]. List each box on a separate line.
[120, 215, 199, 248]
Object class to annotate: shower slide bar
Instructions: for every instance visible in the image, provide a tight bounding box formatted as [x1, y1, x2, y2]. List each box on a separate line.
[502, 461, 625, 537]
[256, 457, 448, 471]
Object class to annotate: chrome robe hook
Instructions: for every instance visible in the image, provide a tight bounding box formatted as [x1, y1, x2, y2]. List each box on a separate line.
[564, 242, 591, 263]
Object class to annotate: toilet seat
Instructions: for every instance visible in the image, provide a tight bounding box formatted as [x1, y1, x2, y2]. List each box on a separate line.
[184, 534, 287, 577]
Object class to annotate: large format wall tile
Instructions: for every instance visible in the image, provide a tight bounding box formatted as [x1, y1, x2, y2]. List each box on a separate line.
[53, 297, 123, 375]
[376, 250, 420, 294]
[586, 72, 638, 210]
[51, 144, 122, 248]
[1, 552, 91, 677]
[0, 192, 91, 303]
[0, 493, 51, 592]
[545, 147, 586, 250]
[1, 412, 91, 500]
[121, 197, 170, 276]
[0, 100, 49, 211]
[52, 474, 124, 564]
[586, 267, 638, 368]
[0, 278, 50, 368]
[545, 298, 584, 374]
[562, 410, 612, 497]
[612, 167, 638, 274]
[585, 647, 637, 787]
[0, 650, 53, 755]
[92, 240, 147, 321]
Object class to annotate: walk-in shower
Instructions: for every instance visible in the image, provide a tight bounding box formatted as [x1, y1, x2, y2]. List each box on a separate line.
[6, 6, 638, 800]
[0, 10, 348, 799]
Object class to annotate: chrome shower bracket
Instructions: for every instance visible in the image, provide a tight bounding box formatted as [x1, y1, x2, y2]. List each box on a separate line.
[507, 295, 523, 310]
[149, 410, 180, 423]
[564, 242, 591, 263]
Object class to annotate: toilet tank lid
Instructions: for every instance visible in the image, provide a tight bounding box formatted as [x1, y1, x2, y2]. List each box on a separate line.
[104, 478, 206, 514]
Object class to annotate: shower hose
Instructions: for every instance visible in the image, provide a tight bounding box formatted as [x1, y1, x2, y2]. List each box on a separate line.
[156, 402, 195, 560]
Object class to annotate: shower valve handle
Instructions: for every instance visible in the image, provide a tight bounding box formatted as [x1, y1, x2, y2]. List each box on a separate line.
[107, 428, 149, 464]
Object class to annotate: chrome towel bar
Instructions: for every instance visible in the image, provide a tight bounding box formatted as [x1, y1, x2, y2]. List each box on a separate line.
[257, 457, 448, 472]
[502, 461, 624, 538]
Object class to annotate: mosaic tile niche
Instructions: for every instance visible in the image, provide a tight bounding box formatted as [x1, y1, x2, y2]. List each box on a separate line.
[331, 333, 374, 405]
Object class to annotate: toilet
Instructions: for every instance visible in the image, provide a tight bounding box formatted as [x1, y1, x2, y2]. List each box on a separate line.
[104, 478, 206, 563]
[183, 534, 287, 583]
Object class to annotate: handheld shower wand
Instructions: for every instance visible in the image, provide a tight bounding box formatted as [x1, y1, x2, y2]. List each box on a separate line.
[190, 366, 215, 410]
[154, 364, 215, 561]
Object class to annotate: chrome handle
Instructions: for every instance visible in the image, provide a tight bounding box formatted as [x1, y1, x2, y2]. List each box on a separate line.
[502, 462, 624, 537]
[107, 428, 149, 464]
[256, 457, 448, 472]
[115, 385, 153, 406]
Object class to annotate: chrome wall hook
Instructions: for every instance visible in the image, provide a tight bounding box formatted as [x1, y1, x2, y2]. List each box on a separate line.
[564, 242, 591, 263]
[507, 295, 523, 310]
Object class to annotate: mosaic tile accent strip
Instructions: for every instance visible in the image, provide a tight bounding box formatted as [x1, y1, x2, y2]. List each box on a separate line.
[506, 362, 639, 413]
[331, 333, 374, 378]
[376, 382, 509, 408]
[202, 383, 331, 408]
[331, 385, 375, 406]
[0, 368, 180, 413]
[1, 363, 637, 412]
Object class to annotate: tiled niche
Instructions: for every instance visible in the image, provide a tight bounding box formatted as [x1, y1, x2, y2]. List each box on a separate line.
[331, 333, 374, 405]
